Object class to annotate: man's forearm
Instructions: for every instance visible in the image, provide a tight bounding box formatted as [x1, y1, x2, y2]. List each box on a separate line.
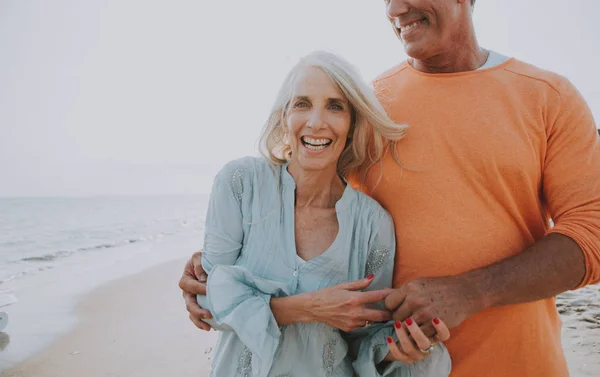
[466, 233, 586, 310]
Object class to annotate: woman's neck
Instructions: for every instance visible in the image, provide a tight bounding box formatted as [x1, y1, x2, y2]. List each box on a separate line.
[287, 162, 345, 209]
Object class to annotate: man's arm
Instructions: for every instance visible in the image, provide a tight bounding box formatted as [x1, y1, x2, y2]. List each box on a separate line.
[385, 233, 585, 336]
[387, 77, 600, 336]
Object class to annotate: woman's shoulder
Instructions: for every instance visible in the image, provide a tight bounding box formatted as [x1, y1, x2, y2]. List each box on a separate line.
[351, 189, 394, 227]
[216, 156, 280, 190]
[217, 156, 276, 178]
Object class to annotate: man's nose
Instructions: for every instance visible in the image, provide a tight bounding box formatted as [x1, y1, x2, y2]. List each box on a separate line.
[387, 0, 410, 20]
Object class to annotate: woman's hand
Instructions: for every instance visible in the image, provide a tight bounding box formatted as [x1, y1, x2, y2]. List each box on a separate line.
[279, 276, 393, 332]
[385, 317, 450, 364]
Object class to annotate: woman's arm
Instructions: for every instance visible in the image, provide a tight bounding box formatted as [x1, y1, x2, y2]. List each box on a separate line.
[270, 278, 392, 329]
[181, 251, 392, 330]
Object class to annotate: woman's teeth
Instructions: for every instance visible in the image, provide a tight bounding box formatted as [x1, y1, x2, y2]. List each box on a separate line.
[305, 144, 327, 151]
[301, 137, 332, 151]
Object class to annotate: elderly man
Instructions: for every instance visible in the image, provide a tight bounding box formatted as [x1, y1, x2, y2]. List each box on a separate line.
[180, 0, 600, 376]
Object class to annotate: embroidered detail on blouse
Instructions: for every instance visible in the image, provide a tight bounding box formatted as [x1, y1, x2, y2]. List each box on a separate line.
[237, 347, 252, 377]
[322, 336, 337, 377]
[231, 168, 244, 202]
[365, 244, 390, 277]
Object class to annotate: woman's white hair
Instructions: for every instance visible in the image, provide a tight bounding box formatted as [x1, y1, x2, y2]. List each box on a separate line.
[258, 50, 406, 186]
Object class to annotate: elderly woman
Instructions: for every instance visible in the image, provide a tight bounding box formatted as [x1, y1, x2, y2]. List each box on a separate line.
[195, 51, 451, 377]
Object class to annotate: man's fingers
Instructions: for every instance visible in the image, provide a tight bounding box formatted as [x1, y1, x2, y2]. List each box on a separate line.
[418, 322, 437, 338]
[391, 299, 413, 323]
[355, 289, 393, 304]
[183, 292, 212, 319]
[191, 251, 207, 282]
[384, 288, 406, 311]
[179, 275, 207, 295]
[189, 313, 212, 331]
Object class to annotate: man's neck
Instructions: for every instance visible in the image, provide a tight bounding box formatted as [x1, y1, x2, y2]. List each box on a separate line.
[409, 38, 488, 74]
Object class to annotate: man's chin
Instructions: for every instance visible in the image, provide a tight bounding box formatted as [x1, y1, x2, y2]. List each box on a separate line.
[403, 43, 434, 62]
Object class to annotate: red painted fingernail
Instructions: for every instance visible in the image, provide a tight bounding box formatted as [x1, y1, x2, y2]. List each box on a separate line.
[406, 318, 413, 326]
[394, 321, 401, 329]
[366, 274, 374, 280]
[387, 336, 393, 344]
[433, 317, 440, 325]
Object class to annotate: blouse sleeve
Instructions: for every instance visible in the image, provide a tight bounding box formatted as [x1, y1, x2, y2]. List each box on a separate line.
[200, 161, 245, 274]
[195, 160, 286, 377]
[346, 210, 452, 377]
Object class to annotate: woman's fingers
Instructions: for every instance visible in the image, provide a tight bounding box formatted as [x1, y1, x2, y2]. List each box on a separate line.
[335, 275, 374, 291]
[386, 336, 414, 364]
[359, 308, 393, 323]
[394, 320, 424, 361]
[404, 317, 434, 352]
[432, 317, 451, 342]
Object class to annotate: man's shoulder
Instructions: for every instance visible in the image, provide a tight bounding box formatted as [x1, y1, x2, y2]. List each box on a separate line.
[503, 59, 572, 95]
[372, 61, 410, 84]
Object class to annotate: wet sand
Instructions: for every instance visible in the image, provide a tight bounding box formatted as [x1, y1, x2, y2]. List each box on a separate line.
[558, 285, 600, 376]
[0, 258, 218, 377]
[0, 259, 598, 377]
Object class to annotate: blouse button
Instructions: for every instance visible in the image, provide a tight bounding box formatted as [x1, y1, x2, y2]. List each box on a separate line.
[293, 270, 299, 277]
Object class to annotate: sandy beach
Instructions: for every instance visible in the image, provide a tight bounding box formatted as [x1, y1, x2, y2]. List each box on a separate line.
[0, 258, 217, 377]
[1, 259, 598, 377]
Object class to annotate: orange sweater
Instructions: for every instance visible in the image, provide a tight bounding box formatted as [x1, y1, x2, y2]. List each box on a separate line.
[360, 59, 600, 376]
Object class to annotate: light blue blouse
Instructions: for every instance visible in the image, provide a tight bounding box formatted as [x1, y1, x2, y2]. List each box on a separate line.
[197, 157, 451, 377]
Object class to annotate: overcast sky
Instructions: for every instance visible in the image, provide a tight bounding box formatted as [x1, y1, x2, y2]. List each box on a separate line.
[1, 0, 599, 197]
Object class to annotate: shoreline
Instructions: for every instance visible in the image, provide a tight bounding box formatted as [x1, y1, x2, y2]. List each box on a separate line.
[0, 260, 598, 376]
[0, 258, 218, 377]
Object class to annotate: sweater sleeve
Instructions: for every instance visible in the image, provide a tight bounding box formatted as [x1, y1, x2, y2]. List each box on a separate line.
[543, 79, 600, 287]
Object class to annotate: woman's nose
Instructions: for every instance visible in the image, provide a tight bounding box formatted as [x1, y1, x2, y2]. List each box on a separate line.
[306, 109, 326, 130]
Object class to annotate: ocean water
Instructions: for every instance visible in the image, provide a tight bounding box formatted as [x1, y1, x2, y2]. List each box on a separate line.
[0, 195, 208, 370]
[0, 195, 206, 294]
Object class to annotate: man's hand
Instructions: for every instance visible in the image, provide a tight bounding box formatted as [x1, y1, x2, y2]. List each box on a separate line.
[384, 275, 486, 337]
[178, 251, 213, 331]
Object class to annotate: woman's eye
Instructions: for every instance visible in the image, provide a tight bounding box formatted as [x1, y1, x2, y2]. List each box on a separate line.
[294, 102, 309, 108]
[329, 103, 344, 111]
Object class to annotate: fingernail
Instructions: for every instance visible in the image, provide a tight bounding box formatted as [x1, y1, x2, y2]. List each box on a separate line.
[406, 318, 413, 326]
[433, 317, 440, 325]
[394, 321, 401, 329]
[387, 336, 393, 344]
[366, 274, 374, 280]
